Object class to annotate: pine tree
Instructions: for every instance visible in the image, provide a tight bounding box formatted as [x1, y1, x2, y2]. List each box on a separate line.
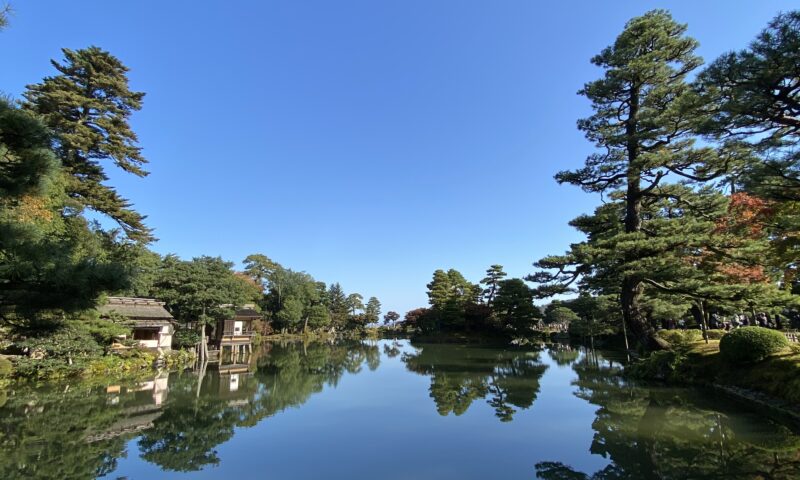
[426, 269, 481, 330]
[0, 99, 127, 320]
[346, 293, 364, 315]
[326, 283, 348, 329]
[699, 11, 800, 289]
[365, 297, 381, 324]
[534, 11, 736, 349]
[23, 47, 152, 243]
[492, 279, 540, 333]
[480, 265, 507, 305]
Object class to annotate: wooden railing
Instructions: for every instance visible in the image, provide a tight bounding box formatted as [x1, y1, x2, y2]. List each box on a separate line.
[784, 331, 799, 343]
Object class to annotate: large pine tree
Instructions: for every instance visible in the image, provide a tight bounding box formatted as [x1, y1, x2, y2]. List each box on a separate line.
[533, 11, 735, 349]
[23, 47, 152, 243]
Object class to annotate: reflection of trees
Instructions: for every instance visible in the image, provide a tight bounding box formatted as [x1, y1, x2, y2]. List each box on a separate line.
[535, 350, 800, 479]
[403, 343, 548, 421]
[0, 340, 381, 476]
[139, 340, 381, 472]
[383, 341, 403, 358]
[0, 382, 131, 479]
[547, 344, 580, 366]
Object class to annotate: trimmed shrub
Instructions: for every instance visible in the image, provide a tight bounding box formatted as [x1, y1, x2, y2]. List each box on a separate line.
[720, 327, 789, 364]
[627, 350, 686, 381]
[657, 329, 703, 345]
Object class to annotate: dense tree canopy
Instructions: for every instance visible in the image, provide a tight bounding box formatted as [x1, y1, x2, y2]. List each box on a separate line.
[528, 10, 800, 350]
[23, 47, 152, 243]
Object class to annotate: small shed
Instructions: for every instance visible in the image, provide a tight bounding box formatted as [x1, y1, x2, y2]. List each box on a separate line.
[98, 297, 175, 351]
[214, 306, 260, 349]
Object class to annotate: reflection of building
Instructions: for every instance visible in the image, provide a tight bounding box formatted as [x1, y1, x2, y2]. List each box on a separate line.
[86, 372, 170, 443]
[208, 362, 256, 406]
[99, 297, 175, 351]
[213, 306, 260, 352]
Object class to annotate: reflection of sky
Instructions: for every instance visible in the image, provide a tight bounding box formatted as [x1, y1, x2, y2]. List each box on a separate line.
[111, 340, 611, 479]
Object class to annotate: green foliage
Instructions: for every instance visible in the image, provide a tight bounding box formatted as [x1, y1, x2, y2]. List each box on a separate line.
[426, 269, 481, 330]
[306, 304, 330, 329]
[383, 310, 400, 325]
[23, 46, 152, 243]
[544, 305, 579, 325]
[562, 295, 621, 338]
[0, 356, 12, 378]
[150, 255, 259, 326]
[84, 349, 156, 377]
[719, 326, 789, 364]
[163, 349, 195, 368]
[699, 11, 800, 285]
[241, 254, 369, 335]
[326, 282, 349, 329]
[492, 278, 540, 333]
[346, 293, 364, 315]
[364, 296, 381, 324]
[480, 264, 507, 305]
[81, 311, 131, 345]
[657, 329, 703, 345]
[527, 10, 757, 350]
[17, 324, 104, 359]
[0, 99, 130, 322]
[627, 350, 686, 382]
[403, 343, 548, 422]
[172, 328, 200, 349]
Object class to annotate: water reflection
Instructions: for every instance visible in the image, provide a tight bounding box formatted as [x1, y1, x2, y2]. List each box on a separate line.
[536, 347, 800, 480]
[402, 343, 548, 421]
[0, 340, 798, 479]
[0, 340, 381, 478]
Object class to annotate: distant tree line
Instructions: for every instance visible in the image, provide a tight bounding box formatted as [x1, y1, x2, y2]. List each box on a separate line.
[399, 265, 544, 337]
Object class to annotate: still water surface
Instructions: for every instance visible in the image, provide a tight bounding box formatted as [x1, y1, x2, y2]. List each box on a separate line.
[1, 339, 799, 479]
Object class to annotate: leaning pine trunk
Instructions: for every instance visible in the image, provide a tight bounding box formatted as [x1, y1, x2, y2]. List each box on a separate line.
[199, 322, 206, 364]
[622, 277, 668, 350]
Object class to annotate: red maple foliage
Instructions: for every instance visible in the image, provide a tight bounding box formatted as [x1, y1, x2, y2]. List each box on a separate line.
[714, 192, 774, 238]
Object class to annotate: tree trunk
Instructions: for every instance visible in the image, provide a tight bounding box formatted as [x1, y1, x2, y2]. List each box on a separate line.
[199, 318, 207, 364]
[621, 87, 668, 351]
[691, 303, 710, 343]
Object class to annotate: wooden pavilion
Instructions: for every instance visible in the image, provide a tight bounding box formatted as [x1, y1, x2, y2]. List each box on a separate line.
[98, 297, 175, 352]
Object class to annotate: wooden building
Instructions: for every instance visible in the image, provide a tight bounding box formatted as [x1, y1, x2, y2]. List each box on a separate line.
[98, 297, 175, 352]
[213, 306, 260, 352]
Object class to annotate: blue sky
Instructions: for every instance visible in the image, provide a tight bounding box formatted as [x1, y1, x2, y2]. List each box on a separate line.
[1, 1, 796, 315]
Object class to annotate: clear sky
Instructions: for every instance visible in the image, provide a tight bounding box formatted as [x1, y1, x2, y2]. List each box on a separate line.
[1, 1, 796, 315]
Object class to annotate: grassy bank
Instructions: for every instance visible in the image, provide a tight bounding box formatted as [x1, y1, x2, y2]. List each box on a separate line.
[629, 331, 800, 407]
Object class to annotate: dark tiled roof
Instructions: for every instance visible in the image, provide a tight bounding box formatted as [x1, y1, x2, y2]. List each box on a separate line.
[98, 297, 174, 321]
[235, 308, 261, 319]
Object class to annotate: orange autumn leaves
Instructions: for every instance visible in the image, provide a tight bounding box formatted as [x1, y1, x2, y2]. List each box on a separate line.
[710, 193, 774, 284]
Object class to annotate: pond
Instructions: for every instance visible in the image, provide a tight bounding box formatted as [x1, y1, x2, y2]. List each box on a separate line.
[1, 339, 799, 479]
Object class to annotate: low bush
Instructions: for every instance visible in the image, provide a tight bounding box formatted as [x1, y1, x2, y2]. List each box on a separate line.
[164, 349, 195, 368]
[628, 350, 686, 381]
[657, 329, 703, 345]
[719, 327, 788, 364]
[85, 350, 156, 377]
[705, 329, 726, 340]
[0, 356, 12, 378]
